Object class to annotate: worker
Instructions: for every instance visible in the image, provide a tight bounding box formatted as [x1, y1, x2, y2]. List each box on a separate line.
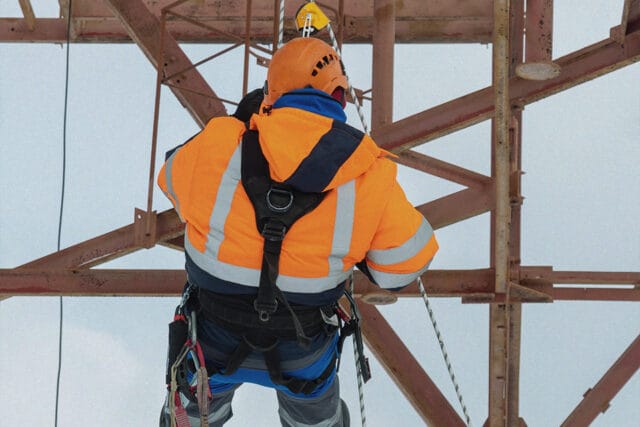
[157, 37, 439, 427]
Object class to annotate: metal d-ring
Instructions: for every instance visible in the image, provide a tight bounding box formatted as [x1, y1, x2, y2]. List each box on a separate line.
[266, 187, 294, 212]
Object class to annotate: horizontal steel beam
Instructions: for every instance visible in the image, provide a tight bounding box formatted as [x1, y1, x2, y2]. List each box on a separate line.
[551, 288, 640, 302]
[521, 267, 640, 285]
[3, 268, 637, 302]
[417, 185, 496, 230]
[0, 268, 493, 297]
[373, 29, 640, 152]
[19, 209, 182, 269]
[0, 17, 492, 44]
[0, 269, 186, 296]
[395, 150, 492, 188]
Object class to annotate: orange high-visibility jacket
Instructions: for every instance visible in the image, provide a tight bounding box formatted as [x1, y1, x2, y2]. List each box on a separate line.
[158, 92, 438, 301]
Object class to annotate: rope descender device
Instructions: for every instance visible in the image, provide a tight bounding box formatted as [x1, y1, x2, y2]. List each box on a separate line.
[295, 1, 330, 37]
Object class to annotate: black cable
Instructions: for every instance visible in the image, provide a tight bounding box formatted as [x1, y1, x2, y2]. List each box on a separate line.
[55, 1, 72, 425]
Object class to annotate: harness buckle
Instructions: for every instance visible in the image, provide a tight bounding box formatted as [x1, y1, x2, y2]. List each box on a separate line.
[261, 221, 287, 241]
[254, 299, 278, 322]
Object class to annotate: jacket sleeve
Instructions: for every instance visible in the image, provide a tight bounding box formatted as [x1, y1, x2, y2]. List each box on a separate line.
[157, 129, 208, 223]
[157, 117, 246, 224]
[362, 179, 438, 290]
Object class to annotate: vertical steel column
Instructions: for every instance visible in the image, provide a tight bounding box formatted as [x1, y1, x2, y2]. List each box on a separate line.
[143, 9, 167, 241]
[242, 0, 253, 96]
[516, 0, 560, 80]
[493, 0, 511, 295]
[506, 1, 525, 424]
[488, 0, 512, 426]
[371, 0, 395, 130]
[337, 0, 345, 51]
[507, 111, 524, 427]
[525, 0, 553, 62]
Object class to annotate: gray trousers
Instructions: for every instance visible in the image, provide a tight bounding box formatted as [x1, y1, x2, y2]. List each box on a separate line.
[160, 377, 349, 427]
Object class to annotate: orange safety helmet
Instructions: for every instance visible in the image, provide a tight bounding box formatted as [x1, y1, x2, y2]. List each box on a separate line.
[263, 37, 348, 106]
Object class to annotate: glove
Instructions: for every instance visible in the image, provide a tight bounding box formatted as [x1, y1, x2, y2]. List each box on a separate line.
[232, 88, 265, 122]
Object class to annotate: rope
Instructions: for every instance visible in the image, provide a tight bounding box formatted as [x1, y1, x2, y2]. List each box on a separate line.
[418, 277, 472, 426]
[349, 276, 367, 427]
[278, 0, 285, 48]
[325, 22, 370, 135]
[54, 1, 73, 425]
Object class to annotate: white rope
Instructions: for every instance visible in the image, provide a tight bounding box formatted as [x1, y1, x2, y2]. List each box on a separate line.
[418, 277, 472, 426]
[325, 22, 370, 135]
[299, 4, 369, 424]
[349, 276, 367, 427]
[278, 0, 285, 48]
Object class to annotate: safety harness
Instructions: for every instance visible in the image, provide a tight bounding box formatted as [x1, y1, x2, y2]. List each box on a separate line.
[165, 129, 370, 425]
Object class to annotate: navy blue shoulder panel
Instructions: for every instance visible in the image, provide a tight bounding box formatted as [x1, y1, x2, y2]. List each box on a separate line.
[285, 120, 364, 192]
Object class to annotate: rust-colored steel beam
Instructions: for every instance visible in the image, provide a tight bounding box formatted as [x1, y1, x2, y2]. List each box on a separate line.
[373, 29, 640, 152]
[395, 151, 492, 188]
[358, 302, 466, 426]
[505, 0, 525, 417]
[618, 0, 640, 42]
[356, 268, 495, 301]
[524, 0, 553, 63]
[103, 0, 226, 127]
[0, 269, 186, 296]
[516, 0, 559, 81]
[0, 16, 493, 44]
[18, 0, 35, 31]
[520, 267, 640, 285]
[371, 0, 394, 130]
[416, 185, 496, 230]
[551, 287, 640, 302]
[561, 334, 640, 427]
[488, 0, 512, 423]
[0, 268, 493, 298]
[492, 0, 511, 296]
[517, 267, 640, 302]
[0, 18, 67, 41]
[4, 267, 637, 302]
[0, 0, 494, 45]
[19, 209, 182, 270]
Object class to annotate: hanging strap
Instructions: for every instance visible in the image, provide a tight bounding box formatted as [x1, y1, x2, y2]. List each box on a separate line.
[241, 129, 325, 347]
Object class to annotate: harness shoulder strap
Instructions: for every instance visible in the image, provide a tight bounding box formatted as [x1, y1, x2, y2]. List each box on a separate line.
[240, 130, 326, 346]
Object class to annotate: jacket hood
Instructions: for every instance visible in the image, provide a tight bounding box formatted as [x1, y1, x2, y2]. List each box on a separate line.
[249, 89, 387, 193]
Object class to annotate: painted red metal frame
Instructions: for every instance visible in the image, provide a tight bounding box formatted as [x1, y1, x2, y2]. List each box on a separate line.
[1, 1, 639, 426]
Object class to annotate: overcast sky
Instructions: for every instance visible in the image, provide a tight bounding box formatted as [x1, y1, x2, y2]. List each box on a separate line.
[1, 1, 639, 426]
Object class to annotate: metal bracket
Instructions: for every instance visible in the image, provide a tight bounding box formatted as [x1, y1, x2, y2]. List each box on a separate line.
[134, 208, 157, 249]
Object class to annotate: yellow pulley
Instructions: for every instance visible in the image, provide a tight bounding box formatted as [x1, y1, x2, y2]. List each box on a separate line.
[295, 2, 330, 37]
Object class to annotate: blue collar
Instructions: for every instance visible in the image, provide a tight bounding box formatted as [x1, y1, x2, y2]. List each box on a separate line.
[272, 88, 347, 122]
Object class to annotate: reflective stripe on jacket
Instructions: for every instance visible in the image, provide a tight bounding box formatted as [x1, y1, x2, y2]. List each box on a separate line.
[158, 89, 438, 298]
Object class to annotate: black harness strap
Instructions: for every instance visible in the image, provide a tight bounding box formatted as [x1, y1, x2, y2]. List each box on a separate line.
[197, 290, 335, 340]
[241, 129, 326, 347]
[263, 347, 337, 395]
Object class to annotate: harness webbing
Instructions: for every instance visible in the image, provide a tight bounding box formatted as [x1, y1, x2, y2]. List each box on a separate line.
[240, 129, 326, 347]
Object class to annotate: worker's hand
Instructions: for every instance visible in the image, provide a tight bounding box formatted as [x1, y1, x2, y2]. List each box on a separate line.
[232, 88, 265, 122]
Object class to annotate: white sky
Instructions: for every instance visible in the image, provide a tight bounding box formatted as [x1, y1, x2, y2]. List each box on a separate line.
[1, 1, 639, 426]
